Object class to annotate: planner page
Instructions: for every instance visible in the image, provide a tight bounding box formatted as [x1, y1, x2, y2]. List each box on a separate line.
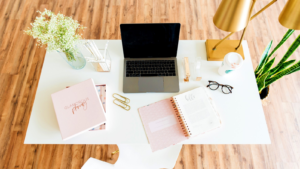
[173, 87, 221, 136]
[138, 98, 188, 152]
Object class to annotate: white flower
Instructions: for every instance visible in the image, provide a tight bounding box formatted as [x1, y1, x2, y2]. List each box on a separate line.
[24, 9, 85, 61]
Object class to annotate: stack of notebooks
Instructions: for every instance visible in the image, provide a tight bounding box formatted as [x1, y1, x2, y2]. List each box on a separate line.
[51, 79, 107, 141]
[138, 87, 222, 152]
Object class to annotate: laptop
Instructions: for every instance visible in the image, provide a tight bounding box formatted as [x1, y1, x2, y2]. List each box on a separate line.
[120, 23, 181, 93]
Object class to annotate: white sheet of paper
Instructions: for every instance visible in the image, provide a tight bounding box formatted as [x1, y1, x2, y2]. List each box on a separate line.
[173, 87, 221, 136]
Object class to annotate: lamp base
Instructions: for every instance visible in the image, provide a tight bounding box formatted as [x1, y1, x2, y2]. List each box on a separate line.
[205, 39, 245, 61]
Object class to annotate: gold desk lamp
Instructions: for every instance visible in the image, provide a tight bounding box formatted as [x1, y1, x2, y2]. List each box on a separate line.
[206, 0, 277, 61]
[278, 0, 300, 30]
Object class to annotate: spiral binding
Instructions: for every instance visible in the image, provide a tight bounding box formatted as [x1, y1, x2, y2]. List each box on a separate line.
[170, 98, 192, 137]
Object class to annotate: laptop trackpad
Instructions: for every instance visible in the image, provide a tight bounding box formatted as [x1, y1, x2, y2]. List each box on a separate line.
[138, 77, 164, 92]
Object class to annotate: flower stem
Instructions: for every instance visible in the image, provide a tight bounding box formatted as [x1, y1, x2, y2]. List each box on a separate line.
[64, 50, 76, 61]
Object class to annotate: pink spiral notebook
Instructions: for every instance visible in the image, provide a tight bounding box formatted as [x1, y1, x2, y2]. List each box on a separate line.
[138, 87, 222, 152]
[51, 79, 106, 140]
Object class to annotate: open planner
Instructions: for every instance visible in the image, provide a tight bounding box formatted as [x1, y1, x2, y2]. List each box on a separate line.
[138, 87, 222, 152]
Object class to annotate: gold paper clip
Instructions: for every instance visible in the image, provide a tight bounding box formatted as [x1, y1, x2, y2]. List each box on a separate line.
[113, 99, 130, 111]
[112, 93, 130, 104]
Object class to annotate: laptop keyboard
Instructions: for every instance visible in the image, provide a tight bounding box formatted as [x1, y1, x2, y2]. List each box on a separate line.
[126, 60, 176, 77]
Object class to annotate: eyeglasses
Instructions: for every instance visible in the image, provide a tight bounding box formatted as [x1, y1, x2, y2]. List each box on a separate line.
[207, 81, 233, 94]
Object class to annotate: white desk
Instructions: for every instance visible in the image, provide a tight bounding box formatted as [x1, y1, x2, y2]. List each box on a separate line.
[25, 40, 270, 145]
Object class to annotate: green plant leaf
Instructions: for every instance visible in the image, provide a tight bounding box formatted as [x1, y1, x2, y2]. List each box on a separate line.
[255, 41, 273, 76]
[64, 50, 76, 61]
[286, 64, 300, 75]
[257, 72, 269, 93]
[260, 57, 275, 76]
[267, 29, 295, 60]
[265, 61, 300, 87]
[268, 60, 295, 78]
[270, 34, 300, 74]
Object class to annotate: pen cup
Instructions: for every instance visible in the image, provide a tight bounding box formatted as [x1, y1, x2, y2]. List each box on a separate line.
[84, 40, 111, 72]
[90, 49, 111, 72]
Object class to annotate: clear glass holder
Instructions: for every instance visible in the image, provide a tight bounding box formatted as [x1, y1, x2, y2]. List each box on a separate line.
[182, 57, 202, 81]
[90, 49, 111, 72]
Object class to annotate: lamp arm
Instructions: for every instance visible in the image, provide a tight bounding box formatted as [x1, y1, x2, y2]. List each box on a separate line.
[250, 0, 277, 20]
[213, 0, 277, 50]
[235, 0, 257, 50]
[212, 33, 232, 50]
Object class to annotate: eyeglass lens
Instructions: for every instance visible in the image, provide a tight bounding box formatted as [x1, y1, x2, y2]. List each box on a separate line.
[222, 86, 231, 94]
[209, 81, 219, 90]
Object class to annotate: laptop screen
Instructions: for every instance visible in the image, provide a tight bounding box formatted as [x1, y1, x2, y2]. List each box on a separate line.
[120, 23, 181, 58]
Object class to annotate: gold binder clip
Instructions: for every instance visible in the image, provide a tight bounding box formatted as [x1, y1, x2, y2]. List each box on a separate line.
[112, 93, 130, 104]
[113, 99, 131, 111]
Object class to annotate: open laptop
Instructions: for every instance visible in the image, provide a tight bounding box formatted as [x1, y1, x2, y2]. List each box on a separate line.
[120, 23, 181, 93]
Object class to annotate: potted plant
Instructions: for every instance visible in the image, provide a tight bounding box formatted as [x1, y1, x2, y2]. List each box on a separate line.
[25, 9, 86, 69]
[255, 29, 300, 100]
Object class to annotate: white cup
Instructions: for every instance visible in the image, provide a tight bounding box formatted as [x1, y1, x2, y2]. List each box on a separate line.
[218, 52, 243, 76]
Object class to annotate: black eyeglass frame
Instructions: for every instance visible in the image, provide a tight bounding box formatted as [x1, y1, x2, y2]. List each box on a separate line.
[206, 80, 234, 94]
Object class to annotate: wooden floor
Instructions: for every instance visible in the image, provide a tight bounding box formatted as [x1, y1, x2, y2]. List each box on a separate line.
[0, 0, 300, 168]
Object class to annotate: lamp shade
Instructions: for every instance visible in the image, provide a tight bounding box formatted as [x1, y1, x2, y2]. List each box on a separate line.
[213, 0, 253, 32]
[279, 0, 300, 30]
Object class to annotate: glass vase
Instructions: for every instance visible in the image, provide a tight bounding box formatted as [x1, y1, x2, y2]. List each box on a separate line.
[57, 50, 86, 70]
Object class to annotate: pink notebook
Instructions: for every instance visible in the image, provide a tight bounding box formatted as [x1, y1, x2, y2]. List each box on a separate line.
[139, 87, 222, 152]
[51, 79, 106, 140]
[67, 84, 107, 131]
